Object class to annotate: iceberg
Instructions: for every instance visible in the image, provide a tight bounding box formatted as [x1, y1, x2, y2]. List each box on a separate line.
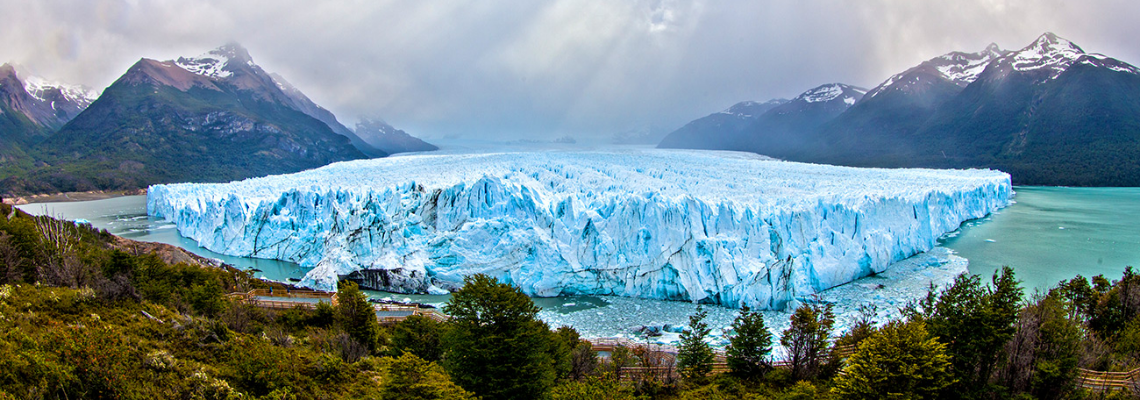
[148, 149, 1011, 309]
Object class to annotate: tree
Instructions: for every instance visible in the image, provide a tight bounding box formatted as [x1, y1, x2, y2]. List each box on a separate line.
[388, 315, 445, 362]
[725, 305, 773, 378]
[832, 320, 953, 400]
[780, 302, 835, 381]
[549, 326, 581, 381]
[336, 281, 382, 352]
[676, 306, 716, 382]
[441, 274, 555, 400]
[378, 353, 476, 400]
[998, 294, 1081, 400]
[924, 267, 1022, 398]
[549, 373, 639, 400]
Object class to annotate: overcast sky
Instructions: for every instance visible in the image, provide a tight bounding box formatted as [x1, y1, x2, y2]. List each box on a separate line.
[2, 0, 1138, 140]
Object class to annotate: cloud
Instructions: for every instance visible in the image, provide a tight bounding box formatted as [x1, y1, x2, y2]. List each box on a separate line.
[1, 0, 1137, 139]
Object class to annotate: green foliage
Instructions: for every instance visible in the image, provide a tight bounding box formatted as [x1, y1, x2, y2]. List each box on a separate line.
[376, 353, 475, 400]
[387, 314, 445, 362]
[677, 306, 716, 382]
[3, 77, 368, 195]
[923, 266, 1022, 398]
[549, 373, 641, 400]
[780, 302, 835, 381]
[442, 274, 556, 400]
[336, 281, 383, 352]
[726, 305, 773, 378]
[832, 320, 953, 400]
[550, 325, 582, 381]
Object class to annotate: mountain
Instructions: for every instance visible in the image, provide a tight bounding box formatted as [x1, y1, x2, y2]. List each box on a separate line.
[657, 99, 787, 149]
[819, 33, 1140, 185]
[660, 33, 1140, 186]
[809, 44, 1010, 166]
[739, 83, 867, 159]
[269, 73, 388, 158]
[0, 64, 97, 163]
[353, 119, 438, 154]
[4, 44, 370, 194]
[911, 33, 1140, 185]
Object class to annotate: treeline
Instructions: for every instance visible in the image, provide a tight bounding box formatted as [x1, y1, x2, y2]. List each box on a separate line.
[2, 203, 1139, 399]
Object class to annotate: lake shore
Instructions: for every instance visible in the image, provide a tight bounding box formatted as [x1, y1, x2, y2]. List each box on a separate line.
[1, 188, 146, 205]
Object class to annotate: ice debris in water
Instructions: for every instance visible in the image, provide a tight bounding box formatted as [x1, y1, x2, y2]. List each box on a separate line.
[148, 148, 1010, 309]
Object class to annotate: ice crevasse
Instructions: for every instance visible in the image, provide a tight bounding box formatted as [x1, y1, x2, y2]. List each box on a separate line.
[148, 149, 1012, 309]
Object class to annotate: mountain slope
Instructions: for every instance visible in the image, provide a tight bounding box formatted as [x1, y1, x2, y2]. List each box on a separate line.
[0, 64, 97, 164]
[4, 45, 369, 194]
[353, 119, 438, 154]
[811, 45, 1010, 166]
[736, 83, 866, 159]
[909, 33, 1140, 185]
[269, 73, 388, 158]
[661, 33, 1140, 186]
[657, 99, 787, 150]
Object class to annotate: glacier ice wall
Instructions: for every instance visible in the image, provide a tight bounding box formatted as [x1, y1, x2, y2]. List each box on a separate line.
[148, 149, 1011, 309]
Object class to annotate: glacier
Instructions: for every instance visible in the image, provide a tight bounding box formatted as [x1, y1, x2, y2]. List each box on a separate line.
[147, 149, 1011, 309]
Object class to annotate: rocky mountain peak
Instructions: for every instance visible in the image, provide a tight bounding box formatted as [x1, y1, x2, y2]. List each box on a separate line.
[794, 83, 865, 105]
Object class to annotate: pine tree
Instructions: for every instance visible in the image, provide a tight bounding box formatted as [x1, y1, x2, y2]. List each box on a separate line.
[336, 281, 382, 352]
[676, 306, 715, 381]
[441, 274, 555, 400]
[378, 353, 476, 400]
[832, 320, 953, 400]
[925, 267, 1022, 398]
[725, 305, 773, 378]
[388, 314, 445, 362]
[780, 302, 835, 381]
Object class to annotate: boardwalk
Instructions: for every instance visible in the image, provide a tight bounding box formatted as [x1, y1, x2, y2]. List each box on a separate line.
[1076, 367, 1140, 395]
[230, 289, 449, 324]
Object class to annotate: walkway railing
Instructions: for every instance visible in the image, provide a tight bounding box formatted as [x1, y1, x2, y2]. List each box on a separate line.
[1076, 367, 1140, 395]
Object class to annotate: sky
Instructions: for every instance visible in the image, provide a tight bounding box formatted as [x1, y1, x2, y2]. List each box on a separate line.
[2, 0, 1138, 140]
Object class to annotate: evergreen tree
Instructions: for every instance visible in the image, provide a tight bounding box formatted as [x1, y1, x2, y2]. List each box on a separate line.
[832, 320, 953, 400]
[441, 274, 555, 400]
[378, 353, 476, 400]
[388, 314, 445, 362]
[676, 306, 715, 381]
[549, 326, 582, 381]
[780, 302, 835, 381]
[336, 281, 382, 352]
[925, 267, 1022, 398]
[725, 305, 773, 378]
[998, 294, 1081, 400]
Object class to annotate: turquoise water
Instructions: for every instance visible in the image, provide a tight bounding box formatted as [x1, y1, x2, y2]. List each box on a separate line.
[17, 196, 308, 284]
[20, 186, 1140, 295]
[938, 186, 1140, 291]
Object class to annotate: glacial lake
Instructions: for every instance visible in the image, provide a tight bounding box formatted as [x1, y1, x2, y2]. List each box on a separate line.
[18, 186, 1140, 344]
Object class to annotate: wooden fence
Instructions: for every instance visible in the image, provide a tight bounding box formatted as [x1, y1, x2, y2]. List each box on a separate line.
[1076, 367, 1140, 396]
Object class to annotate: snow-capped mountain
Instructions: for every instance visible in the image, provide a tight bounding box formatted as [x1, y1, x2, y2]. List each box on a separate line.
[0, 63, 99, 164]
[771, 83, 866, 114]
[353, 119, 438, 154]
[660, 32, 1140, 186]
[9, 44, 371, 194]
[659, 84, 863, 154]
[864, 44, 1008, 100]
[722, 99, 789, 118]
[980, 32, 1139, 83]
